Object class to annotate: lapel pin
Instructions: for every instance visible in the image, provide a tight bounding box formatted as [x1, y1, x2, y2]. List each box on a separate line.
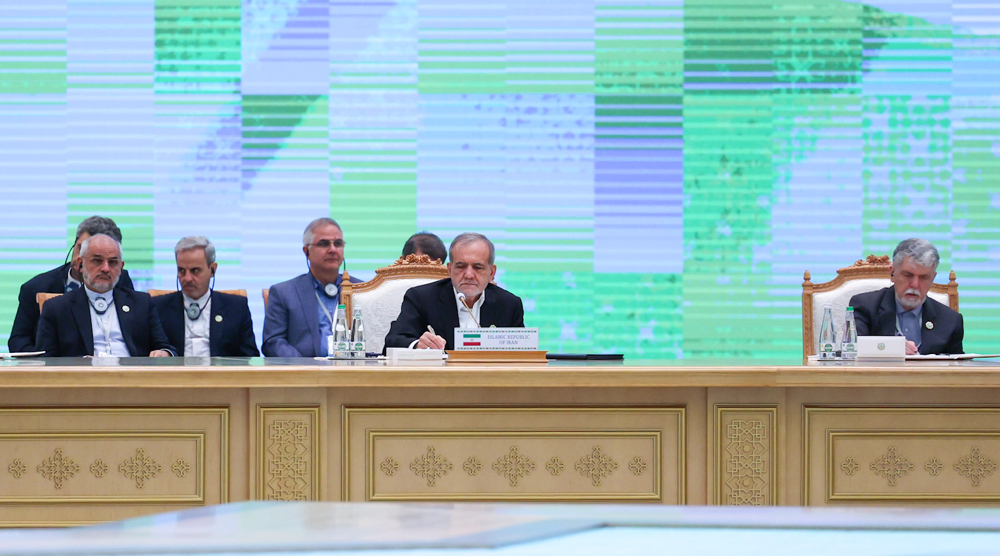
[925, 321, 933, 330]
[122, 305, 130, 313]
[215, 315, 223, 322]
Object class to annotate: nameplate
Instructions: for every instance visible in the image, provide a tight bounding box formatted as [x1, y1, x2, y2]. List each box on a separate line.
[454, 328, 539, 351]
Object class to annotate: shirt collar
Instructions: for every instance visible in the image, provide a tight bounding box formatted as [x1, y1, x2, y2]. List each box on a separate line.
[66, 273, 82, 290]
[894, 298, 923, 320]
[454, 286, 486, 310]
[182, 290, 211, 306]
[312, 274, 343, 292]
[84, 286, 113, 303]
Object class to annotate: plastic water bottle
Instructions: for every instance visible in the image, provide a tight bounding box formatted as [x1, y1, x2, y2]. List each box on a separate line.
[818, 303, 839, 360]
[841, 306, 858, 360]
[333, 304, 349, 358]
[350, 308, 366, 358]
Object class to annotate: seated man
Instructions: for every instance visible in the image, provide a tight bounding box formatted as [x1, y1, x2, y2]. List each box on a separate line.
[850, 238, 963, 355]
[35, 234, 174, 357]
[152, 236, 259, 357]
[261, 217, 362, 357]
[9, 216, 135, 353]
[402, 231, 447, 263]
[384, 232, 525, 351]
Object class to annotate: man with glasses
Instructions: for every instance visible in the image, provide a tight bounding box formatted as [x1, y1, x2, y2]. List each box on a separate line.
[8, 215, 136, 353]
[850, 238, 964, 355]
[261, 217, 362, 357]
[35, 234, 174, 357]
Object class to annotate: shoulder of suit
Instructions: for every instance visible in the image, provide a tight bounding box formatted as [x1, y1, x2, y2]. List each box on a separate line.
[485, 282, 520, 301]
[270, 273, 310, 292]
[924, 295, 959, 316]
[21, 263, 69, 294]
[212, 291, 250, 306]
[151, 291, 182, 306]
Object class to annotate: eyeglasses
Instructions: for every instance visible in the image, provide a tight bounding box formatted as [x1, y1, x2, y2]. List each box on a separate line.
[311, 239, 346, 250]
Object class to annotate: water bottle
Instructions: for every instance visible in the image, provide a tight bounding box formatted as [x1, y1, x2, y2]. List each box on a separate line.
[818, 303, 839, 360]
[333, 304, 349, 357]
[841, 306, 858, 360]
[350, 308, 366, 358]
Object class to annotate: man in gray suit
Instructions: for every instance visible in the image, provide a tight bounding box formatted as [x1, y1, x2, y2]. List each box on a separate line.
[261, 218, 362, 357]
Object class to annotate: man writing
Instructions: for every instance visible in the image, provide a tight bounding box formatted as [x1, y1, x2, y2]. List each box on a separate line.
[384, 232, 525, 351]
[850, 238, 964, 355]
[152, 236, 259, 357]
[35, 234, 174, 357]
[9, 216, 135, 352]
[261, 217, 362, 357]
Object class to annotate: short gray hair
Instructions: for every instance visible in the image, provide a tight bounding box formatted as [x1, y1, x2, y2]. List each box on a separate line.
[174, 236, 216, 265]
[80, 233, 123, 260]
[303, 217, 341, 246]
[449, 232, 495, 265]
[893, 238, 940, 271]
[76, 216, 123, 243]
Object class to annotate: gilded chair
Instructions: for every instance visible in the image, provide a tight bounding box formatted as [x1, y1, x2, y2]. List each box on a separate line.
[801, 255, 958, 361]
[340, 254, 449, 353]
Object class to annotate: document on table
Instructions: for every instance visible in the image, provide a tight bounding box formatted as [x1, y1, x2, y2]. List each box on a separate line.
[905, 353, 1000, 361]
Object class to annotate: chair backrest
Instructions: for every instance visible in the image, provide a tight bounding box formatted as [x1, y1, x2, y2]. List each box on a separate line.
[147, 289, 247, 298]
[36, 292, 62, 313]
[341, 254, 450, 353]
[801, 255, 959, 360]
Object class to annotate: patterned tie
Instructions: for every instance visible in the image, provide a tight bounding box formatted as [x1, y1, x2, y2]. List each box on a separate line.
[65, 282, 80, 294]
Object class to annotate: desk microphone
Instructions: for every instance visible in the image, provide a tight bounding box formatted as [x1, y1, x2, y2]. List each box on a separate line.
[457, 292, 481, 328]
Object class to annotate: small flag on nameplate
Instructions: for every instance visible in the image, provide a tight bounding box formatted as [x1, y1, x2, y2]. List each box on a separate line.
[462, 333, 481, 347]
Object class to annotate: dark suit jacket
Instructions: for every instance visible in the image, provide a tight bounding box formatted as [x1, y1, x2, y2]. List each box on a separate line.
[152, 291, 259, 357]
[384, 278, 526, 351]
[849, 287, 964, 355]
[9, 263, 134, 353]
[35, 287, 175, 357]
[261, 273, 362, 357]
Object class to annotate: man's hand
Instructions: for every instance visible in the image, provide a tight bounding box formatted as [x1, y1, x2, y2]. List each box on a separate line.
[905, 341, 919, 355]
[416, 331, 446, 350]
[149, 350, 172, 357]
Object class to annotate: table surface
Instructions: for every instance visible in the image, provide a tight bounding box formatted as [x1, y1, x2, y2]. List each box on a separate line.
[0, 501, 998, 556]
[1, 356, 999, 388]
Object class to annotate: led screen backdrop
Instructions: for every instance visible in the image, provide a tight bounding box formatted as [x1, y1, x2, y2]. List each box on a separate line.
[1, 0, 998, 358]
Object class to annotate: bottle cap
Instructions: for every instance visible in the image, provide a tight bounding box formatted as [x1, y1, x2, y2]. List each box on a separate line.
[846, 306, 854, 311]
[338, 304, 346, 309]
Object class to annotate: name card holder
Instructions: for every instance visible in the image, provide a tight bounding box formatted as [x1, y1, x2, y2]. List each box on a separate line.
[448, 327, 546, 363]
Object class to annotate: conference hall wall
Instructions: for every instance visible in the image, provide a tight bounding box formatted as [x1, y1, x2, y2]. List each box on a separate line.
[1, 0, 998, 359]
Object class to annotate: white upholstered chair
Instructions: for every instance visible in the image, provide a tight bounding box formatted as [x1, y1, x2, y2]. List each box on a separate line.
[801, 255, 958, 361]
[340, 254, 449, 353]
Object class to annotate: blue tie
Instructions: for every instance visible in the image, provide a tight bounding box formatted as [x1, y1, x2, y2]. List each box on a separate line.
[65, 282, 80, 294]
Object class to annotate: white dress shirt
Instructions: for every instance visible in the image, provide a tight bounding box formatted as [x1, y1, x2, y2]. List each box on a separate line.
[85, 287, 129, 356]
[182, 291, 212, 357]
[454, 287, 485, 329]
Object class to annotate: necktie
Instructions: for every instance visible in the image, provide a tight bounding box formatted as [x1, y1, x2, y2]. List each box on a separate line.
[65, 282, 80, 294]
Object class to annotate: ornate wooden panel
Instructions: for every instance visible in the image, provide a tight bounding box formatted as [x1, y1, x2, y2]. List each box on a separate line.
[805, 407, 1000, 504]
[255, 405, 320, 501]
[343, 407, 684, 503]
[714, 406, 778, 506]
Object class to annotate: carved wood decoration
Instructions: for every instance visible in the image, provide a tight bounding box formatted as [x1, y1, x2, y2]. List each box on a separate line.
[806, 407, 1000, 504]
[715, 406, 778, 506]
[340, 256, 449, 322]
[344, 407, 684, 503]
[256, 406, 320, 502]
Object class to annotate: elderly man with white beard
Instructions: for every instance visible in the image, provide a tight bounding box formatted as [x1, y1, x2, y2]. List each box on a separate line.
[849, 238, 964, 355]
[35, 234, 175, 357]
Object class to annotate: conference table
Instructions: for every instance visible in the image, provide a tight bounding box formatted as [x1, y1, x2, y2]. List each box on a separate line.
[1, 356, 999, 527]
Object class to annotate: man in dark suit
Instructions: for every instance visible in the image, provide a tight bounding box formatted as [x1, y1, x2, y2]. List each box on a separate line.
[384, 232, 525, 351]
[850, 238, 964, 355]
[35, 234, 174, 357]
[262, 217, 362, 357]
[9, 216, 135, 353]
[152, 236, 258, 357]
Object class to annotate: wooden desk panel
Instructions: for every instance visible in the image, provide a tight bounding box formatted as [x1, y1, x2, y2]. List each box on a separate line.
[1, 358, 998, 525]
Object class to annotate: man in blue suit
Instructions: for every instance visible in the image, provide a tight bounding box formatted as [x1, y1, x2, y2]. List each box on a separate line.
[9, 216, 136, 353]
[261, 217, 362, 357]
[152, 236, 259, 357]
[35, 234, 174, 357]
